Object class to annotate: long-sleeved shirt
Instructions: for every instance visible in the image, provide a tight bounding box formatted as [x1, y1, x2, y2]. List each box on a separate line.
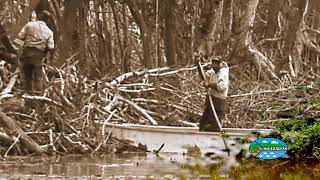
[18, 21, 54, 51]
[204, 61, 229, 99]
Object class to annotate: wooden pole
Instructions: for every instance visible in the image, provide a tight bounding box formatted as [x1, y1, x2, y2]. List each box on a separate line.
[197, 62, 223, 132]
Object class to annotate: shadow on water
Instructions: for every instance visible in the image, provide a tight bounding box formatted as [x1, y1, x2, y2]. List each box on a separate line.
[0, 153, 319, 179]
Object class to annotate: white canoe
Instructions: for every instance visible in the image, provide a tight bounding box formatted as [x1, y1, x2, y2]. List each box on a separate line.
[105, 123, 273, 154]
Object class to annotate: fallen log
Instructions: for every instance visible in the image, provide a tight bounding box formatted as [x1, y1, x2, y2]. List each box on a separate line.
[0, 111, 43, 154]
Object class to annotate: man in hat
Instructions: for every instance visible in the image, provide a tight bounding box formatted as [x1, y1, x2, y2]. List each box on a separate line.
[17, 10, 54, 94]
[200, 57, 229, 132]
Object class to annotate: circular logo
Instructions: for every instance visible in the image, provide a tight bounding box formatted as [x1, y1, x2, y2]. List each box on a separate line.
[249, 138, 288, 160]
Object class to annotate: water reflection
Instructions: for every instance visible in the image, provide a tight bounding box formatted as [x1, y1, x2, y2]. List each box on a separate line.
[0, 153, 196, 179]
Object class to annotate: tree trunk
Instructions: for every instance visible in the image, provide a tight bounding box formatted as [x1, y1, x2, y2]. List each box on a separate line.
[109, 0, 123, 68]
[264, 0, 283, 39]
[291, 0, 320, 76]
[196, 0, 223, 58]
[95, 0, 108, 76]
[126, 0, 153, 68]
[276, 0, 307, 75]
[104, 4, 114, 72]
[221, 0, 233, 51]
[163, 0, 177, 66]
[79, 1, 90, 75]
[290, 0, 308, 77]
[59, 0, 81, 68]
[105, 4, 115, 66]
[231, 0, 279, 81]
[190, 0, 199, 64]
[262, 0, 284, 62]
[122, 4, 130, 72]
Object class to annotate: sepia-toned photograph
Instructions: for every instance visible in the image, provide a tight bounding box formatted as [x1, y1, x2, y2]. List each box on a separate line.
[0, 0, 319, 179]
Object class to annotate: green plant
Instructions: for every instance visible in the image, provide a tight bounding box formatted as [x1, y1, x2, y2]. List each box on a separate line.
[273, 119, 320, 158]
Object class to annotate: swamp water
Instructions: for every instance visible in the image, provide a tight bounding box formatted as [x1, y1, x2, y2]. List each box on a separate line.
[0, 153, 318, 179]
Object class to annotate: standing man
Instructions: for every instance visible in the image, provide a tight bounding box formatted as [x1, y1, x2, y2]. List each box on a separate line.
[17, 10, 54, 94]
[200, 57, 229, 132]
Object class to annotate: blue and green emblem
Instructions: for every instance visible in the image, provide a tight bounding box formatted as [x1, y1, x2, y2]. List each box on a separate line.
[249, 138, 288, 160]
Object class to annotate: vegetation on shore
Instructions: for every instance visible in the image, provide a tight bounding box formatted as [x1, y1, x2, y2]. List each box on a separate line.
[272, 119, 320, 158]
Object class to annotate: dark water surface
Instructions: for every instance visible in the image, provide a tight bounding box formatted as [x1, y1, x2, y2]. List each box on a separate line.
[0, 153, 319, 179]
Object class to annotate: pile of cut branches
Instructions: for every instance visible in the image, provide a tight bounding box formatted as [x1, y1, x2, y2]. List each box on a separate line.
[0, 61, 209, 156]
[227, 66, 320, 129]
[0, 59, 319, 156]
[101, 65, 207, 127]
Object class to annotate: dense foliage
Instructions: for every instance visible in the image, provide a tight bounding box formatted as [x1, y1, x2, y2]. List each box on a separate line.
[272, 119, 320, 158]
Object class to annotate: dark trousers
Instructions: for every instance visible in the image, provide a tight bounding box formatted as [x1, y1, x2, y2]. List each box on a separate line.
[200, 95, 226, 132]
[21, 47, 46, 94]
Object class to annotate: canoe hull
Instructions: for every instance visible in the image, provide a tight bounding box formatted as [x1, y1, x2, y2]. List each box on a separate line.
[105, 123, 272, 153]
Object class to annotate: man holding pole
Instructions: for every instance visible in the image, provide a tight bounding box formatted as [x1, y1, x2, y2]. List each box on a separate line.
[199, 57, 229, 132]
